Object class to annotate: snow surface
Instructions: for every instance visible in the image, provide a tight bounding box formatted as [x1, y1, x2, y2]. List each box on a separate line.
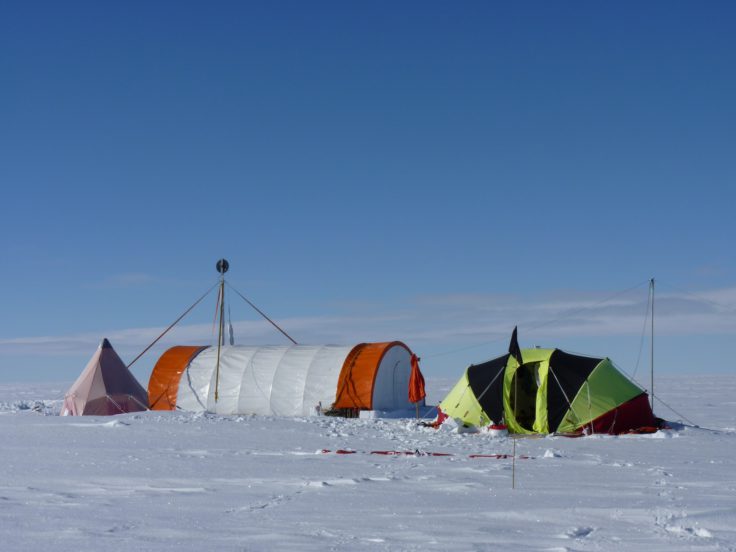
[1, 376, 735, 551]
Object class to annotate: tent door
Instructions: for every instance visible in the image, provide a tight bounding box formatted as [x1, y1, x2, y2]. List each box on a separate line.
[510, 362, 540, 431]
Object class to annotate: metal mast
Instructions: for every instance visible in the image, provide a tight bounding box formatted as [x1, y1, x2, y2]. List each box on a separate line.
[214, 258, 229, 403]
[650, 277, 655, 411]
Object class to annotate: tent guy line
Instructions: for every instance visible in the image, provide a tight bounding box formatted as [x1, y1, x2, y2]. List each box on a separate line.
[423, 279, 652, 360]
[657, 279, 736, 311]
[126, 260, 299, 376]
[226, 281, 298, 345]
[126, 282, 219, 370]
[128, 268, 655, 376]
[632, 284, 653, 380]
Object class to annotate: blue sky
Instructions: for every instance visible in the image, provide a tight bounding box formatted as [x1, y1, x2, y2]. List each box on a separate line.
[1, 2, 735, 385]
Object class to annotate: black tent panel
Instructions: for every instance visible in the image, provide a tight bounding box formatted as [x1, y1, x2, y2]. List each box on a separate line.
[546, 350, 602, 432]
[467, 354, 509, 424]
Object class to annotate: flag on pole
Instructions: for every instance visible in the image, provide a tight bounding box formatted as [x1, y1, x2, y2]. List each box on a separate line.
[509, 326, 523, 366]
[408, 354, 426, 404]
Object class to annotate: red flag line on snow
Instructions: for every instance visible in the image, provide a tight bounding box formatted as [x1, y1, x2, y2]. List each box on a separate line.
[318, 449, 533, 459]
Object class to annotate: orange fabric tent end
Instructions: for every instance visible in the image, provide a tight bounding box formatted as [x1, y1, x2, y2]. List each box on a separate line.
[334, 341, 411, 410]
[148, 346, 208, 410]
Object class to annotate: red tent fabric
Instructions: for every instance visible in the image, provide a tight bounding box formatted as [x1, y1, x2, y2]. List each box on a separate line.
[408, 354, 426, 404]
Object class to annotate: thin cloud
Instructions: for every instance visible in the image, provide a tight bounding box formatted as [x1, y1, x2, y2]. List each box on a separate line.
[1, 285, 735, 358]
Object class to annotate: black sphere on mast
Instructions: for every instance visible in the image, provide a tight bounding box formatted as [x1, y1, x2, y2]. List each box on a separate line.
[216, 258, 229, 274]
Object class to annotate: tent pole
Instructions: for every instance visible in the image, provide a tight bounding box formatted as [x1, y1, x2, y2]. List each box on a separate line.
[214, 277, 225, 403]
[650, 278, 655, 412]
[214, 260, 229, 403]
[512, 437, 516, 490]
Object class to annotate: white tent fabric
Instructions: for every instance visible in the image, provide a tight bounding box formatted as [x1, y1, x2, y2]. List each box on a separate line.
[177, 345, 353, 416]
[61, 338, 148, 416]
[370, 344, 413, 410]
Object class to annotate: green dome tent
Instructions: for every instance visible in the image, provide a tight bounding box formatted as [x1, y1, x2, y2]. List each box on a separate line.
[437, 346, 657, 435]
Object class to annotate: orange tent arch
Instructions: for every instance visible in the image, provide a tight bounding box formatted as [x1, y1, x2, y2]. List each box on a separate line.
[148, 345, 208, 410]
[333, 341, 411, 410]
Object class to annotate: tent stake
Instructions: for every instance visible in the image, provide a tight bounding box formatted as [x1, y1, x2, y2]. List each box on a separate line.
[512, 437, 516, 490]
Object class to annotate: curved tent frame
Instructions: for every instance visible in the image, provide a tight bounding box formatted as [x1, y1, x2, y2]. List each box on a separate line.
[438, 348, 655, 434]
[148, 341, 419, 416]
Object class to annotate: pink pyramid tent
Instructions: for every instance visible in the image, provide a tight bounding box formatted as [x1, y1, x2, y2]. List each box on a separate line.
[62, 338, 149, 416]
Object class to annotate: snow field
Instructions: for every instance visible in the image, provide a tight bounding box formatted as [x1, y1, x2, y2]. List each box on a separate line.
[1, 376, 735, 551]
